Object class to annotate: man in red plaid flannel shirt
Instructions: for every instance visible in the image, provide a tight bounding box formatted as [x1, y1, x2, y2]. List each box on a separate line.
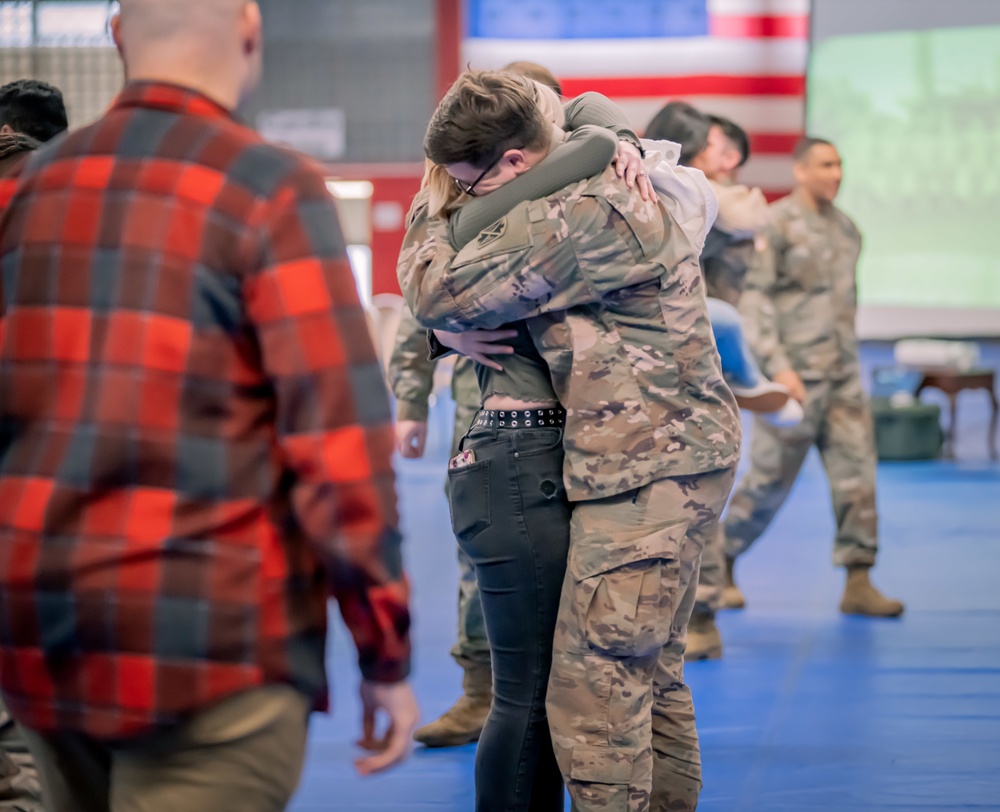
[0, 1, 417, 809]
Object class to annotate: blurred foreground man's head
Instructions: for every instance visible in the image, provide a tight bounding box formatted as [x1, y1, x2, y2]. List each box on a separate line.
[793, 137, 843, 208]
[111, 0, 264, 110]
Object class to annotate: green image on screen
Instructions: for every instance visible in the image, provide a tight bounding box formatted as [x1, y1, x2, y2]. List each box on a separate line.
[807, 26, 1000, 310]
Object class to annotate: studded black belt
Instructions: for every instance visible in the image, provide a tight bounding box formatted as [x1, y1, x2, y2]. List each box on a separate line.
[473, 407, 566, 428]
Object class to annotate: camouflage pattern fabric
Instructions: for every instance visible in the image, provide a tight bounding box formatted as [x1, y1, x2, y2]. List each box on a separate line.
[700, 179, 771, 307]
[0, 699, 41, 812]
[449, 400, 490, 666]
[701, 229, 756, 308]
[547, 467, 735, 811]
[398, 161, 741, 809]
[387, 306, 479, 420]
[738, 192, 864, 384]
[693, 183, 768, 615]
[724, 373, 878, 566]
[722, 191, 878, 567]
[387, 307, 489, 667]
[398, 163, 742, 503]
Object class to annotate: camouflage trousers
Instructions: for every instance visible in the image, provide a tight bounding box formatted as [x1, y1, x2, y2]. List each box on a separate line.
[0, 698, 42, 811]
[447, 402, 491, 668]
[547, 467, 736, 812]
[712, 374, 878, 599]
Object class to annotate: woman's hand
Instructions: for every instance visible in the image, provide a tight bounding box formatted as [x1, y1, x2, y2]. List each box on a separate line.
[434, 328, 518, 371]
[613, 141, 654, 201]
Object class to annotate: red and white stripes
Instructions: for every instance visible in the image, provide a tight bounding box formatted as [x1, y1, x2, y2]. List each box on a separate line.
[463, 0, 810, 198]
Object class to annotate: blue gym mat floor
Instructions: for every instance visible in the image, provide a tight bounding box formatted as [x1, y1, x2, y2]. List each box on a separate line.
[290, 342, 1000, 811]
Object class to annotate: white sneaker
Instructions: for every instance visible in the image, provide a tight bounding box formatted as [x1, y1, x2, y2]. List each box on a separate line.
[730, 379, 790, 413]
[761, 397, 804, 428]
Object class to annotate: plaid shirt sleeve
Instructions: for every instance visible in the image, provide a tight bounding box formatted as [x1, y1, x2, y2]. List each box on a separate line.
[244, 161, 411, 683]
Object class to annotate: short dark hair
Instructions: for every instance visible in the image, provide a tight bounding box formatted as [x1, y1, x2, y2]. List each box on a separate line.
[793, 136, 835, 162]
[0, 79, 69, 142]
[643, 101, 710, 166]
[424, 70, 550, 169]
[708, 114, 750, 167]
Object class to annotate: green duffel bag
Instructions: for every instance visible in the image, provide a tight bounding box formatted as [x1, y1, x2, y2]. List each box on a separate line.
[871, 397, 943, 461]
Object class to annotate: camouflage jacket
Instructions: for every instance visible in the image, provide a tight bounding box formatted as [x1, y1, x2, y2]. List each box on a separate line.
[701, 180, 772, 307]
[741, 191, 863, 381]
[387, 306, 479, 421]
[397, 164, 741, 502]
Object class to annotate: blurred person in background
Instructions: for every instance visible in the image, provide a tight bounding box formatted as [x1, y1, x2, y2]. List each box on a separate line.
[0, 132, 39, 176]
[646, 101, 804, 659]
[722, 137, 904, 619]
[0, 97, 43, 812]
[388, 307, 488, 748]
[0, 2, 416, 810]
[0, 79, 68, 143]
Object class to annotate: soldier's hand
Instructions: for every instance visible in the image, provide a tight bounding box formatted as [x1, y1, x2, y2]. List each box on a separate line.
[433, 328, 517, 371]
[355, 679, 420, 776]
[396, 420, 428, 458]
[773, 369, 806, 403]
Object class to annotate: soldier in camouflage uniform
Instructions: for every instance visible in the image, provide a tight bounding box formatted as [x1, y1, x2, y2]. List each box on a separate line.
[724, 137, 904, 618]
[0, 698, 40, 811]
[399, 70, 742, 812]
[646, 105, 797, 659]
[0, 126, 42, 812]
[387, 306, 492, 746]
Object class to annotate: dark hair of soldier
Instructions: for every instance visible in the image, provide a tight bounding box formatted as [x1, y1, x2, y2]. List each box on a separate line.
[0, 79, 69, 143]
[708, 113, 751, 168]
[643, 100, 711, 166]
[793, 135, 835, 162]
[423, 70, 551, 169]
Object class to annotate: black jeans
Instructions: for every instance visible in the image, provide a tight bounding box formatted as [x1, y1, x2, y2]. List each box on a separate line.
[448, 423, 570, 812]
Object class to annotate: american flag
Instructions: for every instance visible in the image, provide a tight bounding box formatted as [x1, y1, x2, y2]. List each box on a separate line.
[462, 0, 809, 199]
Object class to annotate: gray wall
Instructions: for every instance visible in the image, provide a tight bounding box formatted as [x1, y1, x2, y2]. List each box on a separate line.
[811, 0, 1000, 43]
[245, 0, 437, 164]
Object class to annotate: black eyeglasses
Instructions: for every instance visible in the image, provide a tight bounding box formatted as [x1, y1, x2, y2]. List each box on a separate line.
[454, 153, 503, 197]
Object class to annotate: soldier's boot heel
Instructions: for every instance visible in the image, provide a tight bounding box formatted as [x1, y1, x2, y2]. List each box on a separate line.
[685, 612, 723, 661]
[839, 565, 905, 618]
[720, 556, 746, 610]
[413, 660, 492, 747]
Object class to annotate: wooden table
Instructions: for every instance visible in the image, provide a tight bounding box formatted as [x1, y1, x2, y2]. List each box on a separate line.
[915, 368, 998, 459]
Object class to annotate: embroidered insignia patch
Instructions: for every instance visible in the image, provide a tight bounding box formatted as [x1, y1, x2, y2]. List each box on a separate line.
[477, 218, 507, 248]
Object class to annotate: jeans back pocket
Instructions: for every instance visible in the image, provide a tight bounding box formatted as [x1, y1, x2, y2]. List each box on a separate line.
[447, 459, 491, 541]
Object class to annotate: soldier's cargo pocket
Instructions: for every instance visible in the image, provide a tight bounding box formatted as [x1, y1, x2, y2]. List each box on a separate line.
[447, 460, 491, 542]
[570, 519, 688, 659]
[568, 745, 633, 811]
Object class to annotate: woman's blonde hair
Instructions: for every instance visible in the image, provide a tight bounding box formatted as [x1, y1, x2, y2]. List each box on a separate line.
[422, 158, 462, 219]
[531, 79, 565, 129]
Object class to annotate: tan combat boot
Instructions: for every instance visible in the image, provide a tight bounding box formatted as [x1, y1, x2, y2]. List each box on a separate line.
[839, 565, 905, 617]
[413, 659, 492, 747]
[720, 556, 746, 610]
[685, 611, 723, 661]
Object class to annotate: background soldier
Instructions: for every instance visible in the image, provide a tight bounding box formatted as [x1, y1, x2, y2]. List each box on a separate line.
[723, 137, 905, 618]
[388, 308, 492, 746]
[0, 79, 67, 143]
[646, 103, 797, 659]
[0, 78, 67, 812]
